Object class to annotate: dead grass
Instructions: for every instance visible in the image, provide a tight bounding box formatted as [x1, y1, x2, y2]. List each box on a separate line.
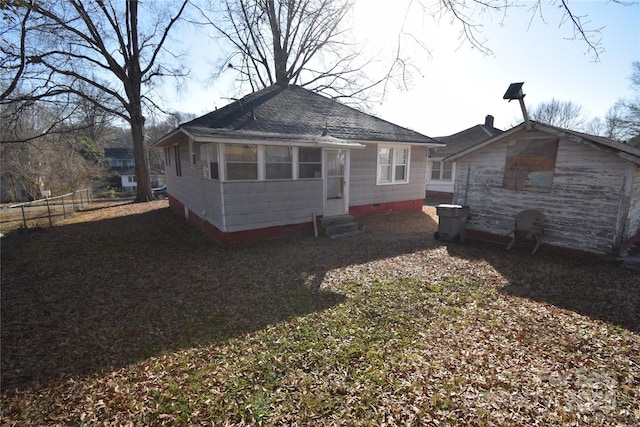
[1, 201, 638, 425]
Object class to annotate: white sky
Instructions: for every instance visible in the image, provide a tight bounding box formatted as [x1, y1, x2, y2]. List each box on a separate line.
[161, 0, 640, 137]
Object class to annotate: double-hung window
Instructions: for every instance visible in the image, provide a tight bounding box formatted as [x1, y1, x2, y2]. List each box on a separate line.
[431, 160, 453, 181]
[377, 145, 410, 185]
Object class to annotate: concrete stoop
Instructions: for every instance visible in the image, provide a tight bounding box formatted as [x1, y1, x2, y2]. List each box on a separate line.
[317, 214, 365, 239]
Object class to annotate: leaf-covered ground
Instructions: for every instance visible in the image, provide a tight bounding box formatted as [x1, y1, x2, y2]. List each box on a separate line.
[1, 201, 638, 425]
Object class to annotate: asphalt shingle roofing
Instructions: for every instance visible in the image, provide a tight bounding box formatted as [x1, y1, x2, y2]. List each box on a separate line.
[431, 122, 503, 158]
[180, 84, 442, 145]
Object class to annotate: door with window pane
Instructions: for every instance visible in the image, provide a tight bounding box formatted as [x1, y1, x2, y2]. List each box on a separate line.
[324, 149, 348, 216]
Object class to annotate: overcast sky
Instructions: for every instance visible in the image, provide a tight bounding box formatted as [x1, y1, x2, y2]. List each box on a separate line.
[162, 0, 639, 137]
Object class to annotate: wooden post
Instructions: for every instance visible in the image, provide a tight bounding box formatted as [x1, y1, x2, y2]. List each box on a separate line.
[20, 205, 27, 229]
[61, 195, 66, 219]
[46, 198, 52, 227]
[312, 213, 318, 238]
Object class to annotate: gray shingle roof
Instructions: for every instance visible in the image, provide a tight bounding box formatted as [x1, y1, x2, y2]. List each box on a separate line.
[431, 122, 503, 158]
[180, 84, 442, 145]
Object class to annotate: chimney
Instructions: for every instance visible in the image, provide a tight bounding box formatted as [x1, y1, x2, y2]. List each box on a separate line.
[484, 115, 494, 128]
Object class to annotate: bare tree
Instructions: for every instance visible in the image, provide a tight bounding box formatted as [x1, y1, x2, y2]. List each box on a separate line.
[529, 98, 585, 130]
[618, 61, 640, 143]
[196, 0, 409, 103]
[1, 0, 189, 202]
[0, 101, 107, 200]
[196, 0, 628, 107]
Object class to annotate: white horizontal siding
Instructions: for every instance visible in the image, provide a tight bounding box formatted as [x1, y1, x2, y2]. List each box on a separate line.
[350, 144, 428, 206]
[222, 180, 323, 232]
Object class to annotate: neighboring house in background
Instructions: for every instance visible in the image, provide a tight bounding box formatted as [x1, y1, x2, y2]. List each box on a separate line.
[446, 120, 640, 257]
[120, 168, 166, 192]
[426, 115, 502, 203]
[103, 148, 135, 172]
[153, 84, 443, 246]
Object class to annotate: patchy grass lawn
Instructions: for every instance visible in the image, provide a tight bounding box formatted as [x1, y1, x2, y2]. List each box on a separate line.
[1, 201, 638, 425]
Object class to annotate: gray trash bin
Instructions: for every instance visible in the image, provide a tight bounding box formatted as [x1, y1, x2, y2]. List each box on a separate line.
[434, 204, 469, 242]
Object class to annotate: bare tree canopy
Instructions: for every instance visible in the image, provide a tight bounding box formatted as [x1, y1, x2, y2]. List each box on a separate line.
[529, 98, 585, 130]
[194, 0, 630, 106]
[1, 0, 189, 202]
[195, 0, 395, 102]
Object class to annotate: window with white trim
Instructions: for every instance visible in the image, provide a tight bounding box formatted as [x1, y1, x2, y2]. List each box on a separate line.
[431, 160, 453, 181]
[265, 146, 293, 179]
[188, 139, 196, 167]
[377, 145, 410, 185]
[298, 147, 322, 178]
[225, 144, 258, 180]
[200, 143, 219, 180]
[442, 161, 452, 180]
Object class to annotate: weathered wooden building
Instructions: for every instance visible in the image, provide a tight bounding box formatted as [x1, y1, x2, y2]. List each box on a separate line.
[153, 84, 443, 246]
[446, 121, 640, 257]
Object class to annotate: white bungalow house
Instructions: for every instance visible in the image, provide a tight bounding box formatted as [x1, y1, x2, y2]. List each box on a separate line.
[446, 120, 640, 257]
[426, 115, 502, 203]
[152, 84, 443, 246]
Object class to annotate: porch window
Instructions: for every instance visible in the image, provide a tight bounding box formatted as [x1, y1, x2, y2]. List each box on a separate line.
[265, 146, 293, 179]
[225, 144, 258, 180]
[377, 145, 410, 185]
[298, 147, 322, 178]
[188, 139, 196, 167]
[200, 143, 219, 180]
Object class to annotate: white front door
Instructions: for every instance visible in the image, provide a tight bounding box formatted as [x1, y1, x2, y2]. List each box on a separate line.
[324, 149, 348, 216]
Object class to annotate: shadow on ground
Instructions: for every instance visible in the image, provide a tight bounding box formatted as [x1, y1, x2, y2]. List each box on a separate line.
[443, 239, 640, 334]
[0, 203, 438, 393]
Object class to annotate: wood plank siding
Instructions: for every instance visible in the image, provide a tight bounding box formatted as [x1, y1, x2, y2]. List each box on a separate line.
[452, 130, 636, 255]
[626, 166, 640, 241]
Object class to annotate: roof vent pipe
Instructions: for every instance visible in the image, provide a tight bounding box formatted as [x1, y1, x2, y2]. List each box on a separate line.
[503, 82, 531, 130]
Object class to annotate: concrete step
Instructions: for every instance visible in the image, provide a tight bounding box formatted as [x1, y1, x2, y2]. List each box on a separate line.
[319, 214, 355, 227]
[318, 215, 365, 239]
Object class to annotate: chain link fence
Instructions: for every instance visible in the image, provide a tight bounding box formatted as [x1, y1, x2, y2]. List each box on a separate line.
[0, 189, 91, 233]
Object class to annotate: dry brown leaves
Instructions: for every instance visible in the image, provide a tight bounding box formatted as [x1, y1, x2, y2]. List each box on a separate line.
[1, 202, 638, 425]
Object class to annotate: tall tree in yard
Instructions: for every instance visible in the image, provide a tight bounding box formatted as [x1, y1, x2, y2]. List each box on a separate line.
[197, 0, 388, 102]
[0, 0, 189, 202]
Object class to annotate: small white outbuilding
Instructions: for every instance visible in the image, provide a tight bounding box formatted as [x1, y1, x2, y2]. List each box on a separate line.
[446, 121, 640, 257]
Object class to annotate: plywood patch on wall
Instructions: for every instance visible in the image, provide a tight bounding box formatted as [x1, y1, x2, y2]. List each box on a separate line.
[503, 137, 559, 192]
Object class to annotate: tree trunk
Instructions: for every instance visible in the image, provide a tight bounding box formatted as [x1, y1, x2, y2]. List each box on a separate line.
[127, 0, 153, 202]
[266, 0, 289, 86]
[131, 116, 152, 202]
